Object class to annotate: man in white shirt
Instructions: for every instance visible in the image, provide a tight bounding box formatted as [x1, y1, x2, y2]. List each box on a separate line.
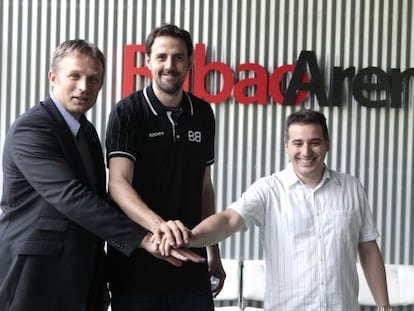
[174, 109, 391, 310]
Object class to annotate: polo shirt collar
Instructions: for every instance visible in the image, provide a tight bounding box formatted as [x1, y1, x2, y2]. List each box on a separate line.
[143, 84, 194, 116]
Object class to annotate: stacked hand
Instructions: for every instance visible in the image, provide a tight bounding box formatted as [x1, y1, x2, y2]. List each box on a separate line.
[140, 219, 198, 267]
[143, 219, 226, 297]
[149, 220, 193, 256]
[152, 219, 192, 253]
[141, 230, 201, 267]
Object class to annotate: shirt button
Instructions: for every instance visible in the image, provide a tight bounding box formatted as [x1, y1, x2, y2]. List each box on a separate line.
[113, 241, 124, 249]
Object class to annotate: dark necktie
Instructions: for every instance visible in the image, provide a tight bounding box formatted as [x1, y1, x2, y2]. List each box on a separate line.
[77, 122, 97, 191]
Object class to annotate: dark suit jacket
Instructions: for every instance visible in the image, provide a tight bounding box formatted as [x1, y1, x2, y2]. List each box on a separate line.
[0, 96, 146, 311]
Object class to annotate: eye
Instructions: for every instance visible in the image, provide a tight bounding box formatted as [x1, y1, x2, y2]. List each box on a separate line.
[156, 54, 167, 61]
[69, 73, 80, 80]
[174, 54, 185, 61]
[88, 76, 101, 84]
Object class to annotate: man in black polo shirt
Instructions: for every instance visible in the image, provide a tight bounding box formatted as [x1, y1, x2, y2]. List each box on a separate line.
[105, 24, 225, 311]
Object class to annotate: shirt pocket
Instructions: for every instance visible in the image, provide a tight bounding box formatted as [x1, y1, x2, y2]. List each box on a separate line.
[330, 208, 360, 244]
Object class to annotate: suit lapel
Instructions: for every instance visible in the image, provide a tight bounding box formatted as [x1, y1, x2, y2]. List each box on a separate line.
[40, 97, 91, 187]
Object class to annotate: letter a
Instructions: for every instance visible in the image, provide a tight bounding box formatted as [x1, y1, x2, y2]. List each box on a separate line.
[283, 51, 328, 106]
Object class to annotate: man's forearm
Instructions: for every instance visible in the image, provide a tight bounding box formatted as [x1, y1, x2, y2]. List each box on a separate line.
[191, 210, 244, 247]
[109, 179, 164, 232]
[358, 241, 390, 307]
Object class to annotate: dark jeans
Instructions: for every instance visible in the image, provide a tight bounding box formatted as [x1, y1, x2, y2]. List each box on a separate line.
[111, 289, 214, 311]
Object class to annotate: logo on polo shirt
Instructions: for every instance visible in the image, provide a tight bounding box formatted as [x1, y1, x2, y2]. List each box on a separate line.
[188, 130, 201, 143]
[149, 131, 165, 138]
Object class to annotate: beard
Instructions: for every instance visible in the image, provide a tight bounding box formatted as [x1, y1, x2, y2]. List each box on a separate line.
[153, 70, 185, 95]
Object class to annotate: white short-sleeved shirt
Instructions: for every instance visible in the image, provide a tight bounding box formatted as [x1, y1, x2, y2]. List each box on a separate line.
[230, 164, 379, 311]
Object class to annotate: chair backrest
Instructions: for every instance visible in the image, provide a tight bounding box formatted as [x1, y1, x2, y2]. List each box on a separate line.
[358, 263, 414, 306]
[214, 259, 242, 310]
[242, 260, 266, 304]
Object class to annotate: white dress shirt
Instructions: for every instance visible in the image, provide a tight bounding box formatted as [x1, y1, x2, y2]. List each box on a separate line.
[50, 92, 81, 136]
[230, 164, 379, 311]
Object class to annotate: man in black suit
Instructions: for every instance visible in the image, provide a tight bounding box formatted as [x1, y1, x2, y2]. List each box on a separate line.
[0, 39, 203, 311]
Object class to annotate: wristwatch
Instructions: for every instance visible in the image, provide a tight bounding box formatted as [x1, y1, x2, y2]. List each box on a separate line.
[377, 307, 392, 311]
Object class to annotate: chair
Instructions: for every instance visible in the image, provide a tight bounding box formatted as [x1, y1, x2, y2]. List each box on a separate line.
[242, 259, 265, 311]
[214, 259, 242, 311]
[357, 263, 414, 307]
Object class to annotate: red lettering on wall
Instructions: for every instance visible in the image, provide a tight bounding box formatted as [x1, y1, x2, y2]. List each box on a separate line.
[269, 64, 310, 105]
[234, 63, 268, 104]
[122, 44, 410, 107]
[122, 43, 306, 104]
[122, 44, 150, 97]
[192, 44, 234, 103]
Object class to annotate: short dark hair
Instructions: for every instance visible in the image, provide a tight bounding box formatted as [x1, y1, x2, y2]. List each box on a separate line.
[285, 109, 330, 143]
[145, 24, 194, 58]
[50, 39, 106, 80]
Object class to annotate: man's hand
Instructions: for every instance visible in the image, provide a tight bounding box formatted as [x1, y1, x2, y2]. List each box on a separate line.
[207, 246, 226, 298]
[141, 232, 204, 267]
[151, 220, 192, 249]
[154, 230, 193, 257]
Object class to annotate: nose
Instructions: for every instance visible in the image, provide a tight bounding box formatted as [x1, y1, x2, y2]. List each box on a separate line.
[164, 56, 175, 69]
[77, 77, 88, 91]
[301, 143, 312, 155]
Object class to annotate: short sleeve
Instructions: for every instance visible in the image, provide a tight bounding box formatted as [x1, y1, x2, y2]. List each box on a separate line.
[357, 182, 380, 243]
[229, 178, 268, 231]
[105, 101, 138, 164]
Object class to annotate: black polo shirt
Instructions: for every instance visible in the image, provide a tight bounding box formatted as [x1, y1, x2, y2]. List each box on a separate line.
[105, 85, 215, 293]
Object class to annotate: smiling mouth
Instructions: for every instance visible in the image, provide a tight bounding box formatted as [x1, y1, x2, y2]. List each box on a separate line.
[162, 73, 178, 79]
[73, 96, 89, 102]
[162, 69, 179, 76]
[298, 158, 315, 166]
